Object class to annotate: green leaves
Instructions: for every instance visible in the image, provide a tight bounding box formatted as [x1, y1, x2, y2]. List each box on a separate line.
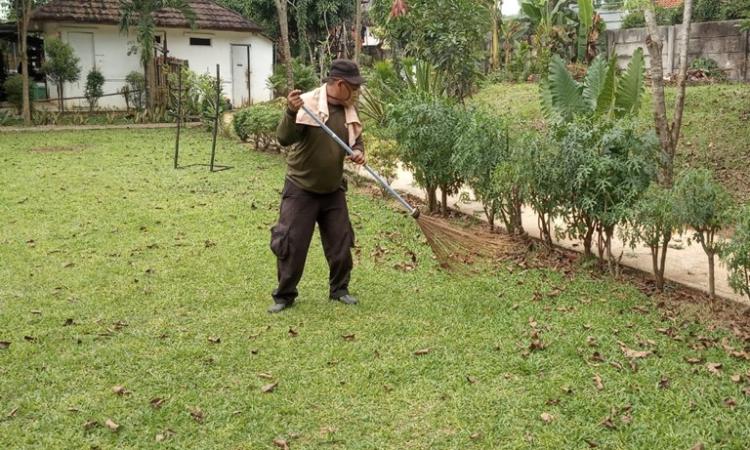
[720, 205, 750, 300]
[614, 48, 645, 118]
[542, 50, 645, 122]
[546, 54, 586, 121]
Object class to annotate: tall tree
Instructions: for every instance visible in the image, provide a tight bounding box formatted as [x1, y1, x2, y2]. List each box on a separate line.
[642, 0, 693, 187]
[119, 0, 195, 111]
[490, 0, 502, 71]
[272, 0, 294, 91]
[7, 0, 37, 124]
[353, 0, 362, 63]
[638, 0, 693, 292]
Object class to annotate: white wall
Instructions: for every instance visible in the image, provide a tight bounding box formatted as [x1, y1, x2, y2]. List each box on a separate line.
[42, 23, 274, 110]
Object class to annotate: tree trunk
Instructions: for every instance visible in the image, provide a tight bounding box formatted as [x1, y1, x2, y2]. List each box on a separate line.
[427, 186, 437, 213]
[491, 1, 502, 71]
[274, 0, 294, 92]
[441, 187, 448, 217]
[583, 223, 595, 259]
[58, 82, 64, 112]
[644, 0, 694, 187]
[354, 0, 363, 63]
[707, 251, 716, 300]
[18, 1, 32, 125]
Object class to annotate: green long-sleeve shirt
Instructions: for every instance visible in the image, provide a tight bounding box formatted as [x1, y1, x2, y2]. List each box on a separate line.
[276, 104, 364, 194]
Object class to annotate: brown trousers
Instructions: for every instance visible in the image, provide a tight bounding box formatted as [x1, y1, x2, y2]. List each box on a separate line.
[270, 178, 355, 305]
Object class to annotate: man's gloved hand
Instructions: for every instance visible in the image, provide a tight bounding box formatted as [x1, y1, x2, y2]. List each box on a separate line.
[287, 89, 303, 113]
[348, 150, 365, 165]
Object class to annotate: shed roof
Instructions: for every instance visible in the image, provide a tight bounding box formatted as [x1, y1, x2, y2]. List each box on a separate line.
[32, 0, 263, 33]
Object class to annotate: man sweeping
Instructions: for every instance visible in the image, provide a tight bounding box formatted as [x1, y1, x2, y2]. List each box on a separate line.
[268, 59, 366, 313]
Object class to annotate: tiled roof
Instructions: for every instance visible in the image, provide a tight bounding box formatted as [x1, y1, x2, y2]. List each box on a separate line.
[32, 0, 263, 33]
[656, 0, 684, 8]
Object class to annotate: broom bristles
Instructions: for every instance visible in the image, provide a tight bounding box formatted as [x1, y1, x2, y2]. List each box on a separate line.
[415, 214, 523, 269]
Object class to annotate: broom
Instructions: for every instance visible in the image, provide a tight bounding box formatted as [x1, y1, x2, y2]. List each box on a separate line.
[301, 105, 517, 268]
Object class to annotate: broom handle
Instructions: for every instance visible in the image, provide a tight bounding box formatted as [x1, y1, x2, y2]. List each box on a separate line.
[300, 105, 418, 217]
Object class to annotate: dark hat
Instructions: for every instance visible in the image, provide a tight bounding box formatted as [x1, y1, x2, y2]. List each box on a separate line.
[325, 59, 366, 85]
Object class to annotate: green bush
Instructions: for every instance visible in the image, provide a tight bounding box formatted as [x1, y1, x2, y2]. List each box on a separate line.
[42, 37, 81, 112]
[3, 74, 25, 114]
[124, 71, 146, 111]
[554, 118, 657, 271]
[720, 205, 750, 301]
[674, 168, 734, 300]
[388, 94, 462, 215]
[622, 184, 681, 291]
[85, 68, 105, 111]
[690, 57, 726, 80]
[232, 100, 283, 151]
[452, 107, 521, 233]
[362, 132, 400, 197]
[267, 59, 319, 97]
[517, 133, 567, 247]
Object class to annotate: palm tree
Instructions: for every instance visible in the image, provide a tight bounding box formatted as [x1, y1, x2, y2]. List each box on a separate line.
[119, 0, 195, 111]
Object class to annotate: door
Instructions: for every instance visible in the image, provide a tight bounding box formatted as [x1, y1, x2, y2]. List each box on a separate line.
[231, 44, 250, 107]
[66, 32, 94, 105]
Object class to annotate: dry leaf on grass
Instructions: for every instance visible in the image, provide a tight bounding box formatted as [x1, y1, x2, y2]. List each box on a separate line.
[685, 357, 704, 365]
[0, 341, 10, 350]
[466, 375, 478, 384]
[691, 443, 705, 450]
[207, 336, 221, 344]
[273, 438, 290, 450]
[150, 397, 165, 409]
[659, 377, 670, 389]
[724, 397, 737, 408]
[600, 415, 616, 430]
[262, 382, 278, 393]
[189, 407, 205, 423]
[288, 328, 299, 338]
[342, 334, 356, 341]
[105, 418, 120, 432]
[470, 432, 482, 440]
[112, 385, 130, 396]
[414, 348, 431, 356]
[619, 343, 652, 359]
[258, 372, 274, 380]
[593, 374, 604, 391]
[540, 412, 554, 423]
[731, 374, 743, 383]
[706, 362, 723, 375]
[586, 336, 598, 347]
[83, 420, 99, 430]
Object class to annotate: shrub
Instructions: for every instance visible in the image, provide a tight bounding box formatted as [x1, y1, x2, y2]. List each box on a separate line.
[622, 184, 681, 291]
[453, 107, 521, 233]
[232, 100, 284, 151]
[197, 73, 225, 131]
[3, 74, 25, 114]
[362, 132, 400, 197]
[554, 118, 657, 273]
[267, 59, 319, 97]
[388, 94, 462, 215]
[84, 68, 105, 111]
[124, 71, 146, 111]
[674, 169, 734, 300]
[167, 67, 201, 119]
[689, 57, 726, 80]
[517, 133, 567, 247]
[720, 206, 750, 301]
[42, 38, 81, 112]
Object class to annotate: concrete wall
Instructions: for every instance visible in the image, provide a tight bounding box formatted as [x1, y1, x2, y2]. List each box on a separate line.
[41, 23, 274, 109]
[607, 20, 750, 81]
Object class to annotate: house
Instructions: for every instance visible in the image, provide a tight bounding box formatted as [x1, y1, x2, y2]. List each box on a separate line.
[31, 0, 274, 110]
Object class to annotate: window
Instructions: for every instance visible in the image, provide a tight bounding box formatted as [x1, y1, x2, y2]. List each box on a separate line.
[189, 37, 211, 46]
[154, 35, 161, 44]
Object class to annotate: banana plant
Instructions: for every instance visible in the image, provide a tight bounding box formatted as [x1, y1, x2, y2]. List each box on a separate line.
[540, 48, 645, 122]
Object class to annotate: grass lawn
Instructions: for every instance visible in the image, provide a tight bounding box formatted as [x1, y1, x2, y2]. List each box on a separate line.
[474, 82, 750, 202]
[1, 129, 749, 449]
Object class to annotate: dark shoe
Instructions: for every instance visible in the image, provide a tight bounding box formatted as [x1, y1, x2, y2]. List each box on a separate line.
[331, 294, 358, 305]
[267, 302, 293, 314]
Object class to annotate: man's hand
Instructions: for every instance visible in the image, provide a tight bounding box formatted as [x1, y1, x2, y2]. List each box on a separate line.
[287, 89, 303, 113]
[348, 150, 365, 165]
